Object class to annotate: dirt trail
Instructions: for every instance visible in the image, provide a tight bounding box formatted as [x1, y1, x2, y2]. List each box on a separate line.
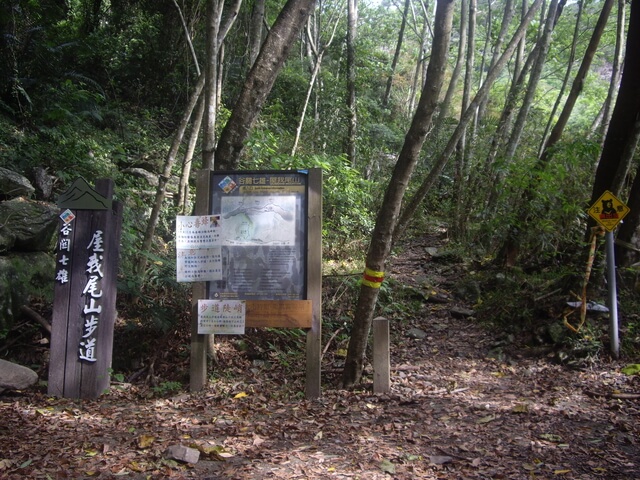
[1, 239, 639, 479]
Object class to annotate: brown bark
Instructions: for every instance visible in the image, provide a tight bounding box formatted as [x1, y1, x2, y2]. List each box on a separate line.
[589, 0, 640, 237]
[342, 0, 456, 389]
[215, 0, 317, 170]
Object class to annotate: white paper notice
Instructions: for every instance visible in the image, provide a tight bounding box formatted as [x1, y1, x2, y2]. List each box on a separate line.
[176, 247, 222, 282]
[176, 215, 222, 249]
[198, 300, 246, 334]
[176, 215, 223, 282]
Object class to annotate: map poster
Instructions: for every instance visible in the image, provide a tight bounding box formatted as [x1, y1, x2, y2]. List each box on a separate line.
[208, 171, 308, 300]
[198, 299, 245, 335]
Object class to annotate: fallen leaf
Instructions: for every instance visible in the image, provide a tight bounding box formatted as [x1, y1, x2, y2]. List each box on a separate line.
[234, 392, 248, 399]
[512, 403, 529, 413]
[137, 434, 156, 449]
[314, 431, 323, 441]
[554, 469, 572, 474]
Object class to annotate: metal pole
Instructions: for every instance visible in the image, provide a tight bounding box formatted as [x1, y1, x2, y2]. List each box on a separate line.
[605, 231, 619, 359]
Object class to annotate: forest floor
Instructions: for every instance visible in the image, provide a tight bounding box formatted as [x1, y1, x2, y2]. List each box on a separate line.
[1, 236, 640, 479]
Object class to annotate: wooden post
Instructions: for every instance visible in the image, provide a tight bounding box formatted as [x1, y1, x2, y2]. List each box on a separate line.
[373, 316, 390, 393]
[190, 170, 211, 392]
[306, 168, 323, 399]
[49, 178, 122, 399]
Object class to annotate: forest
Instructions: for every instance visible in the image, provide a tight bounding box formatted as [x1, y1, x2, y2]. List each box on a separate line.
[1, 0, 640, 478]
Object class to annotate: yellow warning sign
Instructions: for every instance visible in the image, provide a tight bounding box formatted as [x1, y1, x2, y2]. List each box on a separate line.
[588, 190, 630, 232]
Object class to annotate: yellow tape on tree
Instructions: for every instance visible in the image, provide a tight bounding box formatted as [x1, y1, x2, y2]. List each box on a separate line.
[362, 267, 385, 288]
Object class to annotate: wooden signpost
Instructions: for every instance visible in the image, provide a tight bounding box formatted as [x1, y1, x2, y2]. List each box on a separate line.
[48, 178, 123, 399]
[185, 169, 322, 398]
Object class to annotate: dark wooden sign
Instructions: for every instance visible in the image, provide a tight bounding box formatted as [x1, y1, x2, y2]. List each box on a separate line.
[48, 178, 123, 399]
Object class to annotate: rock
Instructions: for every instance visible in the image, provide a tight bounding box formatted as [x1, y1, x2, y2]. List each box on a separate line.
[450, 306, 475, 318]
[0, 197, 58, 251]
[164, 444, 200, 464]
[0, 167, 35, 198]
[406, 327, 428, 340]
[33, 167, 55, 200]
[0, 359, 38, 392]
[123, 167, 160, 187]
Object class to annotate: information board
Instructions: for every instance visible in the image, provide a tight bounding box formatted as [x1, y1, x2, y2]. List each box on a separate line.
[207, 171, 308, 301]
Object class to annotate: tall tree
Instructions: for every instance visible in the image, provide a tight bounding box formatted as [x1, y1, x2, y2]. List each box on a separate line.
[452, 0, 476, 238]
[292, 6, 342, 156]
[346, 0, 358, 166]
[593, 0, 626, 141]
[202, 0, 242, 170]
[382, 0, 411, 107]
[342, 0, 456, 389]
[215, 0, 318, 170]
[589, 0, 640, 237]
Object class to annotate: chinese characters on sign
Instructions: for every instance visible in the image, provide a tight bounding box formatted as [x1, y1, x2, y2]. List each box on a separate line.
[55, 209, 75, 285]
[49, 178, 123, 399]
[587, 190, 630, 232]
[78, 230, 105, 362]
[198, 299, 246, 334]
[175, 215, 223, 282]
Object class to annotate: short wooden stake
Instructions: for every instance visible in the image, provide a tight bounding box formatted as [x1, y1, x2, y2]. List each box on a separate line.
[373, 316, 390, 393]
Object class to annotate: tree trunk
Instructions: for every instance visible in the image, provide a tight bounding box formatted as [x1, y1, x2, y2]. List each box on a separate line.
[215, 0, 317, 170]
[440, 0, 468, 122]
[136, 73, 205, 275]
[452, 0, 476, 238]
[594, 0, 626, 142]
[202, 0, 224, 170]
[248, 0, 266, 68]
[346, 0, 358, 167]
[342, 0, 455, 389]
[177, 95, 206, 214]
[538, 0, 585, 158]
[383, 0, 411, 107]
[590, 0, 640, 235]
[477, 0, 514, 121]
[136, 0, 206, 274]
[502, 0, 562, 167]
[292, 12, 341, 156]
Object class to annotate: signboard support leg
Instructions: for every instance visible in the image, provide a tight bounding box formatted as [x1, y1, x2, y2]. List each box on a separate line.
[605, 231, 620, 359]
[190, 170, 211, 391]
[306, 168, 323, 399]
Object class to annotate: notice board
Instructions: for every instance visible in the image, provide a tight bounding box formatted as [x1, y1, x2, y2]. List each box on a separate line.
[207, 171, 308, 301]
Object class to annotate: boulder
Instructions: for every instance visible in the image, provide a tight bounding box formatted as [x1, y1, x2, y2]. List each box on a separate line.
[0, 359, 38, 393]
[0, 197, 58, 252]
[0, 167, 35, 199]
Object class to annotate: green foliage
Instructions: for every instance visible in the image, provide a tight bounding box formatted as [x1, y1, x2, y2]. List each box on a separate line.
[152, 381, 183, 396]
